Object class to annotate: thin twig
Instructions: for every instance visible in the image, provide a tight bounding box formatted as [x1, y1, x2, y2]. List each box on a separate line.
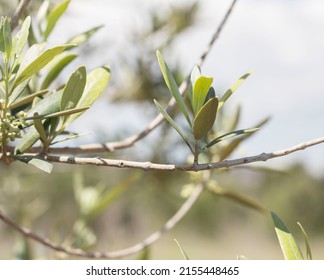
[9, 0, 238, 156]
[0, 179, 204, 259]
[39, 136, 324, 172]
[10, 0, 32, 30]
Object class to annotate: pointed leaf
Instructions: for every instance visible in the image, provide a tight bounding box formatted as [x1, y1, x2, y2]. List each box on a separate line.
[192, 76, 213, 115]
[156, 50, 191, 126]
[297, 222, 312, 260]
[2, 17, 12, 62]
[203, 128, 259, 150]
[27, 90, 61, 117]
[174, 239, 189, 260]
[63, 65, 110, 127]
[154, 100, 193, 153]
[204, 87, 215, 104]
[44, 0, 71, 40]
[25, 106, 89, 120]
[271, 212, 304, 260]
[219, 72, 252, 110]
[12, 45, 72, 90]
[41, 52, 77, 89]
[66, 25, 104, 48]
[14, 155, 53, 173]
[193, 97, 218, 140]
[11, 16, 31, 62]
[61, 66, 86, 111]
[189, 65, 201, 102]
[10, 89, 49, 109]
[33, 113, 48, 144]
[8, 78, 31, 105]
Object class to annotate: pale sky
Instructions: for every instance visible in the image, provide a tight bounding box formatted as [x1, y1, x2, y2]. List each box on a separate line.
[55, 0, 324, 176]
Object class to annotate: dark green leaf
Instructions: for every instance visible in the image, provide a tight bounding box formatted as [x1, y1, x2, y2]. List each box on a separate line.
[219, 72, 252, 110]
[203, 128, 259, 150]
[154, 99, 194, 153]
[156, 50, 191, 126]
[61, 66, 87, 111]
[14, 155, 53, 173]
[12, 45, 72, 90]
[271, 212, 304, 260]
[193, 97, 218, 140]
[192, 76, 213, 115]
[41, 53, 77, 89]
[204, 87, 216, 104]
[33, 113, 48, 144]
[44, 0, 71, 40]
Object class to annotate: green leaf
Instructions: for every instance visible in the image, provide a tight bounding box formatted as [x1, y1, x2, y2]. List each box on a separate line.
[189, 65, 201, 102]
[40, 52, 77, 89]
[12, 45, 72, 91]
[63, 65, 111, 127]
[203, 128, 259, 150]
[192, 76, 213, 115]
[154, 100, 194, 153]
[174, 239, 189, 260]
[11, 16, 31, 62]
[44, 0, 71, 40]
[218, 72, 252, 110]
[66, 25, 104, 48]
[297, 222, 312, 260]
[8, 78, 31, 106]
[2, 17, 12, 62]
[61, 66, 87, 111]
[25, 106, 89, 120]
[10, 89, 49, 109]
[193, 97, 218, 140]
[33, 113, 48, 144]
[14, 155, 53, 173]
[156, 50, 191, 126]
[204, 87, 216, 104]
[271, 212, 304, 260]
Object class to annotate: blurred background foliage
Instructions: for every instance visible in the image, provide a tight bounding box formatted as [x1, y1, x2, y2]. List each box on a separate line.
[0, 0, 323, 259]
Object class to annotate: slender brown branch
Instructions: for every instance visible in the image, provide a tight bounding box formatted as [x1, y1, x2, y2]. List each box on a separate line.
[0, 179, 204, 259]
[40, 136, 324, 172]
[10, 0, 32, 30]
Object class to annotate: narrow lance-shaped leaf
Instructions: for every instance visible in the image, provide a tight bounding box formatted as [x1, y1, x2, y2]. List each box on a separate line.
[154, 100, 194, 153]
[66, 25, 104, 48]
[33, 113, 48, 144]
[25, 106, 89, 120]
[44, 0, 71, 40]
[11, 16, 31, 63]
[203, 128, 259, 150]
[297, 222, 312, 260]
[192, 76, 213, 115]
[12, 44, 73, 90]
[218, 72, 252, 110]
[193, 97, 218, 140]
[61, 65, 87, 111]
[2, 17, 12, 62]
[271, 212, 304, 260]
[41, 52, 77, 89]
[62, 65, 110, 127]
[156, 50, 191, 126]
[189, 65, 201, 102]
[14, 155, 53, 173]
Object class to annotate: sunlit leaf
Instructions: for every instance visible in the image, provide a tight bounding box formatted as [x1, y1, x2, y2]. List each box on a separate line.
[44, 0, 71, 40]
[63, 65, 110, 127]
[11, 16, 31, 62]
[2, 17, 12, 62]
[218, 72, 252, 110]
[271, 212, 304, 260]
[10, 89, 49, 109]
[66, 25, 104, 48]
[154, 100, 194, 153]
[14, 155, 53, 173]
[189, 65, 201, 102]
[12, 45, 72, 90]
[203, 128, 259, 150]
[193, 97, 218, 140]
[41, 52, 77, 89]
[297, 222, 312, 260]
[156, 50, 191, 126]
[192, 76, 213, 115]
[61, 65, 86, 111]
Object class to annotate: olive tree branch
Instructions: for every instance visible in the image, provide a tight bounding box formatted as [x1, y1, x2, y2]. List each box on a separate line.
[40, 136, 324, 171]
[10, 0, 32, 30]
[9, 0, 238, 156]
[0, 176, 205, 259]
